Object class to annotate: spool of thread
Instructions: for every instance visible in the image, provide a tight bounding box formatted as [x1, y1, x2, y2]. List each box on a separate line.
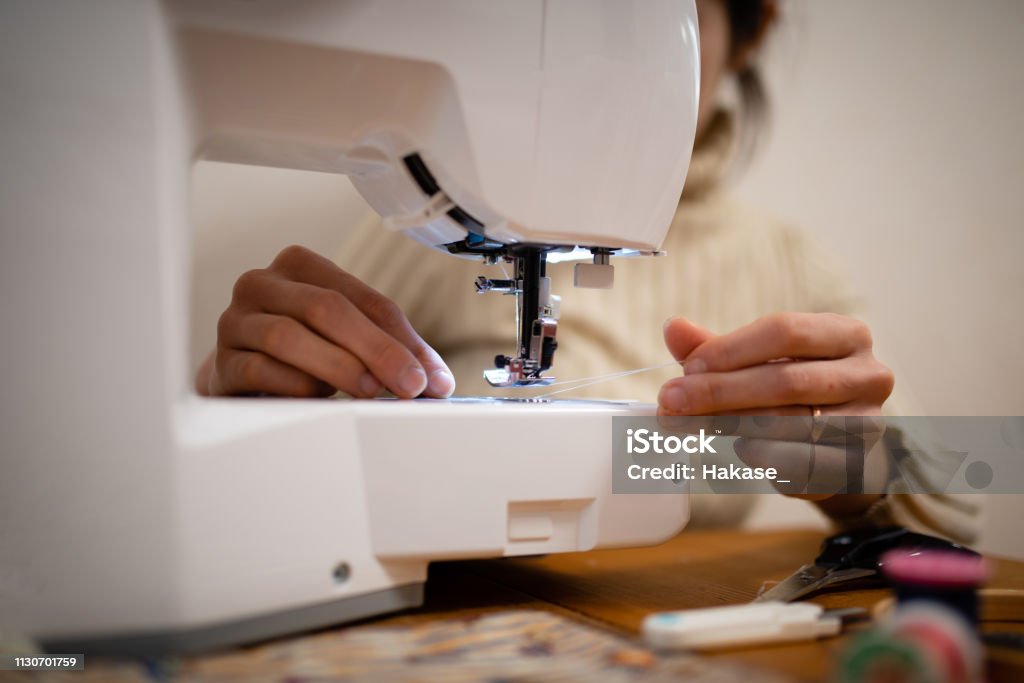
[881, 549, 991, 625]
[839, 550, 989, 683]
[839, 629, 931, 683]
[840, 603, 983, 683]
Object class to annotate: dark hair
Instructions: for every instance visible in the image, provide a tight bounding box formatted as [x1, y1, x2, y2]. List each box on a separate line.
[725, 0, 772, 155]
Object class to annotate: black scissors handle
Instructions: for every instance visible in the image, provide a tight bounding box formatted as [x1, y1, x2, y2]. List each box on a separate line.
[816, 526, 978, 572]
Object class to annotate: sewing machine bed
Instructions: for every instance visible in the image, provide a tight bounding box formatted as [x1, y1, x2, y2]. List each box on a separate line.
[41, 397, 688, 656]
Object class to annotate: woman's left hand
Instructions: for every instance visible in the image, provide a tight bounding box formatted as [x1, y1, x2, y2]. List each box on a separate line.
[657, 313, 895, 501]
[658, 312, 894, 417]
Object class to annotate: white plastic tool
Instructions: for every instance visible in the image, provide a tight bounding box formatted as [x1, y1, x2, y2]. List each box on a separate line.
[642, 602, 841, 651]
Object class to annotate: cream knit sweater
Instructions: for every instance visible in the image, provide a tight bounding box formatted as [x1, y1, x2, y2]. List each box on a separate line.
[336, 113, 978, 543]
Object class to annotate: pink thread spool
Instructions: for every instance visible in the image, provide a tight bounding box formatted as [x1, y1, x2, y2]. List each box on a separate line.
[881, 549, 990, 625]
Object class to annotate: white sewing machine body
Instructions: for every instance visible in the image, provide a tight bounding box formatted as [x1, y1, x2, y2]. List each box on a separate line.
[0, 0, 698, 654]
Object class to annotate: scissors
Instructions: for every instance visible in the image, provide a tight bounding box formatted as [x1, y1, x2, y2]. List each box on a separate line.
[753, 526, 979, 604]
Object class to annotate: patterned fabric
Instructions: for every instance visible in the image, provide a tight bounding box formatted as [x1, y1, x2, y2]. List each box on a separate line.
[0, 611, 791, 683]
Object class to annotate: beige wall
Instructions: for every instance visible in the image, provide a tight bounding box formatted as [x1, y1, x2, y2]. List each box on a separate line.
[733, 0, 1024, 416]
[191, 1, 1023, 557]
[734, 1, 1024, 556]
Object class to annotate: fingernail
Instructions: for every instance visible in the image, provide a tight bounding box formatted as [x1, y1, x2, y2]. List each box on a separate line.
[684, 358, 706, 375]
[359, 372, 382, 397]
[428, 369, 456, 398]
[398, 364, 428, 397]
[663, 316, 680, 333]
[659, 384, 690, 413]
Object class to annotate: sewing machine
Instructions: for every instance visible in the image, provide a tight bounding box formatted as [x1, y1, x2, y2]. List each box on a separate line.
[0, 0, 698, 655]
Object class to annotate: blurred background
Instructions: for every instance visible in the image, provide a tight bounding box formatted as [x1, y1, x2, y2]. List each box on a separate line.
[190, 2, 1024, 557]
[730, 1, 1024, 557]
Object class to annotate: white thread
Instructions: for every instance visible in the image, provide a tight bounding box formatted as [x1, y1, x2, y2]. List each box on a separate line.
[536, 361, 681, 389]
[496, 261, 521, 352]
[529, 360, 684, 398]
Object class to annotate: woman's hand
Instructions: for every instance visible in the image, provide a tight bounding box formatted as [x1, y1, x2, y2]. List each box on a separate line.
[657, 313, 894, 501]
[196, 245, 455, 399]
[658, 313, 894, 417]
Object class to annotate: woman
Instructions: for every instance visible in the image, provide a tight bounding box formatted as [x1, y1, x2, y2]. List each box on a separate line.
[197, 0, 976, 541]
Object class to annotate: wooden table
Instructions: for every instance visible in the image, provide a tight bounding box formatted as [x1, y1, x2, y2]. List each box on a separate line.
[386, 528, 1024, 682]
[16, 529, 1021, 683]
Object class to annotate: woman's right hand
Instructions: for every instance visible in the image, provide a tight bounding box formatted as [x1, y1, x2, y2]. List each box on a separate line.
[196, 245, 455, 399]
